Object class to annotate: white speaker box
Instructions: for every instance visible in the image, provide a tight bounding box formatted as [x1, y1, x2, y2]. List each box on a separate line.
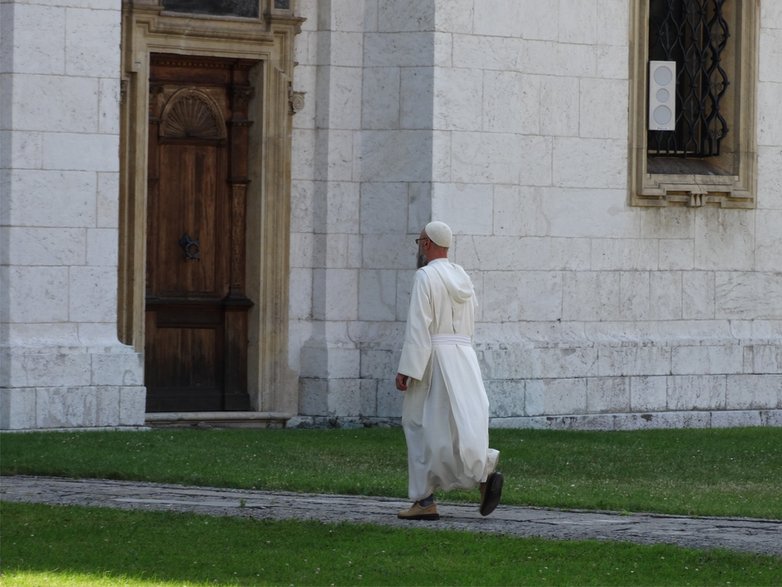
[649, 60, 676, 131]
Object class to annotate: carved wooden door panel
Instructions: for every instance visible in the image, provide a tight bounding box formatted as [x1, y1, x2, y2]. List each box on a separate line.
[145, 54, 254, 412]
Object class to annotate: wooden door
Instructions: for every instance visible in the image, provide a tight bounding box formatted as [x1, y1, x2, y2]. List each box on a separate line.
[145, 54, 255, 412]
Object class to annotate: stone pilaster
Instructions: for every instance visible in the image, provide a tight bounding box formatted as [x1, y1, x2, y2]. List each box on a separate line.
[0, 1, 145, 430]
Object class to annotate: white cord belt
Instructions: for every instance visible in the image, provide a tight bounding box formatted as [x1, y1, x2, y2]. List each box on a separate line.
[431, 334, 472, 346]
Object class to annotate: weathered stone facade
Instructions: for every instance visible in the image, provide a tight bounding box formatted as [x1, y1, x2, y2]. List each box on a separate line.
[2, 0, 781, 430]
[288, 0, 782, 430]
[1, 1, 145, 429]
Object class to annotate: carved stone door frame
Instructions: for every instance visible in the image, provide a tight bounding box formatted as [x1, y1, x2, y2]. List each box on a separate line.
[119, 1, 301, 416]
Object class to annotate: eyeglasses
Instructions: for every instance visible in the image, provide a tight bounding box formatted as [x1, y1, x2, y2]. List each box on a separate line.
[415, 237, 430, 245]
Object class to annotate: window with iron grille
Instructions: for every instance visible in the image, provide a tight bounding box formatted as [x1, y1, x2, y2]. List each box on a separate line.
[629, 0, 757, 208]
[648, 0, 729, 159]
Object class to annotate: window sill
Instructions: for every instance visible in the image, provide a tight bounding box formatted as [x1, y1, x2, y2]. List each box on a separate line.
[631, 168, 755, 209]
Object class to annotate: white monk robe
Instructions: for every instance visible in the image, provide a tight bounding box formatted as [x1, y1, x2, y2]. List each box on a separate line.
[398, 258, 500, 501]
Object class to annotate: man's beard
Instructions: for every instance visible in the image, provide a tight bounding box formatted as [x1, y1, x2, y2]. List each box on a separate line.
[417, 253, 427, 268]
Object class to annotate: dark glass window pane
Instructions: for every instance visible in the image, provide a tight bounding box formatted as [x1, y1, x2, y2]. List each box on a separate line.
[274, 0, 290, 8]
[162, 0, 259, 19]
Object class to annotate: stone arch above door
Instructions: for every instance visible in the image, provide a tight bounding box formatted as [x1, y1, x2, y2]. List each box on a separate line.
[119, 1, 303, 417]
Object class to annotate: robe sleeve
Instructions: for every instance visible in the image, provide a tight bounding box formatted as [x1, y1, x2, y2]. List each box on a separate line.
[397, 270, 433, 381]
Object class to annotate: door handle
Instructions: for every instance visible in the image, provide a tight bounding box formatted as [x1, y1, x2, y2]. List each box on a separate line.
[178, 233, 200, 261]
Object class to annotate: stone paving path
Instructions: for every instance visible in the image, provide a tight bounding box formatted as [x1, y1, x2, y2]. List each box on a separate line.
[2, 475, 780, 557]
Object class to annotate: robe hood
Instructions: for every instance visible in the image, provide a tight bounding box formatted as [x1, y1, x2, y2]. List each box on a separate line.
[426, 259, 475, 304]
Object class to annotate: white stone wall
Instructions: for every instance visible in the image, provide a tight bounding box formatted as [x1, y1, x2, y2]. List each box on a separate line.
[0, 0, 145, 430]
[290, 0, 432, 424]
[4, 0, 776, 430]
[289, 0, 782, 429]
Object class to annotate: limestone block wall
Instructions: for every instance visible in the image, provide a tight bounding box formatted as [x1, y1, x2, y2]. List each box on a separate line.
[427, 0, 782, 428]
[0, 0, 145, 430]
[290, 0, 433, 424]
[290, 0, 782, 429]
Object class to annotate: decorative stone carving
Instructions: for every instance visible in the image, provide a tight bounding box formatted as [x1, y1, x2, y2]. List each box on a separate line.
[289, 87, 305, 114]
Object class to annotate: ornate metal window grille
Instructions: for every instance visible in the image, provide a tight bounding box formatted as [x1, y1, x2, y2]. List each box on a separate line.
[648, 0, 730, 158]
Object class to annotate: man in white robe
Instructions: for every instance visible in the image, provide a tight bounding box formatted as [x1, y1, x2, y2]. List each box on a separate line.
[395, 221, 502, 521]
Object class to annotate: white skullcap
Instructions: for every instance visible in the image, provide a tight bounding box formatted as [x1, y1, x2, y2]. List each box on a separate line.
[425, 221, 452, 248]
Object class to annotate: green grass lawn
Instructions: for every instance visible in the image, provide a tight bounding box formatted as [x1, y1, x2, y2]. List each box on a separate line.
[2, 427, 781, 586]
[2, 502, 781, 587]
[1, 427, 780, 518]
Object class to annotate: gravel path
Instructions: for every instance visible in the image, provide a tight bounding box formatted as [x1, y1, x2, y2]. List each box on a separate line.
[2, 475, 780, 557]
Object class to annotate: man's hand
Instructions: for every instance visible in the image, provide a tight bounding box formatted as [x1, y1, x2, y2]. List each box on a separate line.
[395, 372, 409, 391]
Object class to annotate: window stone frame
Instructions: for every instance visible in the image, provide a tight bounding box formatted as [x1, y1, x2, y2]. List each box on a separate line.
[629, 0, 759, 208]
